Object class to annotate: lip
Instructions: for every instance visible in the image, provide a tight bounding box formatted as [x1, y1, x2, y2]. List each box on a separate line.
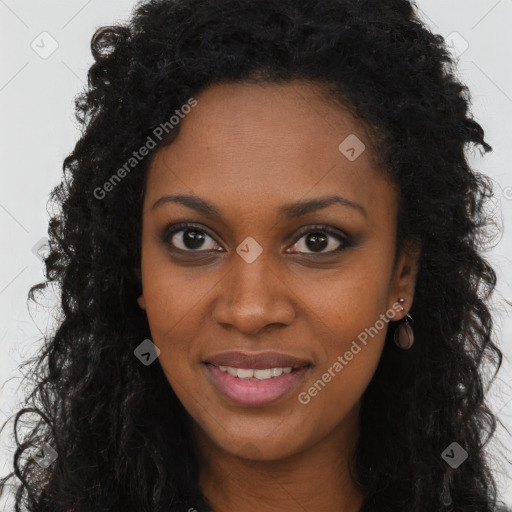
[204, 363, 311, 407]
[203, 350, 312, 370]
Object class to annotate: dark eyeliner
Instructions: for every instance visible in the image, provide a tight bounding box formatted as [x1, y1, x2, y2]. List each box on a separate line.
[288, 224, 355, 255]
[159, 222, 222, 253]
[160, 222, 355, 255]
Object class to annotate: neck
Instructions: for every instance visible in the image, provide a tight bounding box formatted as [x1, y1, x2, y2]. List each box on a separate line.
[190, 404, 363, 512]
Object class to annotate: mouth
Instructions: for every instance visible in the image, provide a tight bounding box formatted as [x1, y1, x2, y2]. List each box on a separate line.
[203, 350, 312, 370]
[203, 361, 312, 407]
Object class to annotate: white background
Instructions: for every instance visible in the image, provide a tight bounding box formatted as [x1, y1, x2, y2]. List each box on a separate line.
[1, 0, 511, 508]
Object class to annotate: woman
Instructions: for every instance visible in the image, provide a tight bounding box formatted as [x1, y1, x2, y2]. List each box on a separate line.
[1, 0, 510, 510]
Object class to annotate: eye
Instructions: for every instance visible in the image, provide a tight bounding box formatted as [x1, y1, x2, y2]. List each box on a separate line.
[163, 223, 223, 253]
[162, 223, 353, 255]
[286, 225, 351, 255]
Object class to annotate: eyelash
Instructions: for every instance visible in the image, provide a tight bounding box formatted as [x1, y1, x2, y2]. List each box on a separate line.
[161, 222, 354, 256]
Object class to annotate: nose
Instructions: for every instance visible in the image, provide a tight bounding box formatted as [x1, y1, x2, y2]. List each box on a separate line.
[211, 250, 296, 336]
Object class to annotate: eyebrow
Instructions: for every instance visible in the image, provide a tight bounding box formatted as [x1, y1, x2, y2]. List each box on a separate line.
[150, 193, 367, 218]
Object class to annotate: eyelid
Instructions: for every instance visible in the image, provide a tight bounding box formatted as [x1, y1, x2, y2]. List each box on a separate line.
[289, 224, 349, 244]
[285, 224, 351, 255]
[162, 222, 223, 251]
[162, 222, 352, 254]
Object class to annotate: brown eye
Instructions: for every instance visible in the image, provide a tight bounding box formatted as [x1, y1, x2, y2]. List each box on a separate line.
[287, 226, 352, 255]
[163, 223, 222, 252]
[161, 223, 353, 256]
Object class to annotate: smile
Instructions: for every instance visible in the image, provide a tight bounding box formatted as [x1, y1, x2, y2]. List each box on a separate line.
[204, 362, 311, 407]
[216, 365, 294, 379]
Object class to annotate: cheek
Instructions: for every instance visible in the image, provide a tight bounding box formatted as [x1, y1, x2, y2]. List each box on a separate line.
[142, 275, 205, 368]
[139, 249, 223, 398]
[292, 252, 393, 405]
[140, 243, 216, 341]
[293, 282, 391, 440]
[141, 273, 205, 408]
[299, 248, 394, 347]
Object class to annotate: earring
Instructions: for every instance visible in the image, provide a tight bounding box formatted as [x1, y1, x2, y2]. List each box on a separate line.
[394, 298, 414, 350]
[441, 471, 454, 511]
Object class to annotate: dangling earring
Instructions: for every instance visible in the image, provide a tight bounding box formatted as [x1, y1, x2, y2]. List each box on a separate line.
[441, 471, 454, 511]
[394, 297, 414, 350]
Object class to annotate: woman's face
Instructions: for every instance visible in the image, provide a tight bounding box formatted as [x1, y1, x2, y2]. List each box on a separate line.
[138, 80, 419, 461]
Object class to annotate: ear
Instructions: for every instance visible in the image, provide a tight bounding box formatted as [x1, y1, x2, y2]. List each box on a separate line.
[132, 266, 146, 310]
[137, 294, 146, 310]
[388, 237, 421, 319]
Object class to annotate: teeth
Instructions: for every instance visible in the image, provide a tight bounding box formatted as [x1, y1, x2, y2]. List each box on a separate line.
[237, 368, 254, 379]
[226, 366, 238, 376]
[217, 365, 294, 380]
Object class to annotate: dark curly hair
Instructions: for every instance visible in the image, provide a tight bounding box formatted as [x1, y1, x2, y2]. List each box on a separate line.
[1, 0, 510, 511]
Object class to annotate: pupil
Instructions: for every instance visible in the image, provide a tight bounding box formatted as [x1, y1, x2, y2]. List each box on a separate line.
[181, 230, 328, 251]
[306, 232, 327, 252]
[184, 229, 205, 249]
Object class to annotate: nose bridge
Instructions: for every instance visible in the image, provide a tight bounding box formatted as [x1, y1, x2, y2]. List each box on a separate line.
[227, 247, 279, 308]
[212, 247, 295, 333]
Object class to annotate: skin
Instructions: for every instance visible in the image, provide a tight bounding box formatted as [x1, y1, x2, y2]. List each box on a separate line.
[137, 80, 421, 512]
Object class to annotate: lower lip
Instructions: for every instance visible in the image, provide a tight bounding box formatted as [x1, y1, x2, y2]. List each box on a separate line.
[204, 363, 311, 407]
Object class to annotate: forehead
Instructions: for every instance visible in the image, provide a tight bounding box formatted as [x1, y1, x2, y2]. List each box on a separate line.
[144, 80, 395, 221]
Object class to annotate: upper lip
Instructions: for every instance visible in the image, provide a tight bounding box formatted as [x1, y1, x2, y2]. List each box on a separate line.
[203, 351, 312, 370]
